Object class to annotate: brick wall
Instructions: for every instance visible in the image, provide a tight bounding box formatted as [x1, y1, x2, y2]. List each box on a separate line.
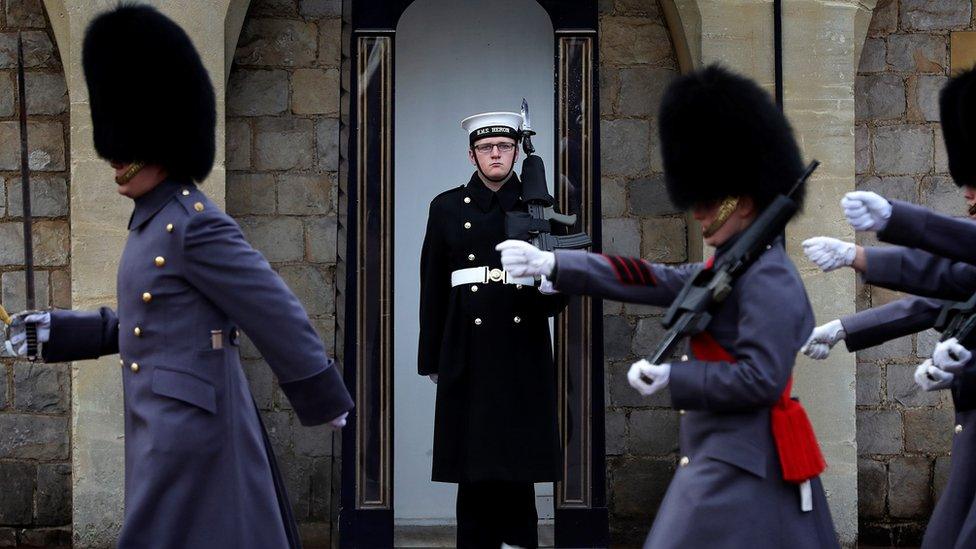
[226, 0, 342, 546]
[0, 0, 71, 547]
[854, 0, 975, 545]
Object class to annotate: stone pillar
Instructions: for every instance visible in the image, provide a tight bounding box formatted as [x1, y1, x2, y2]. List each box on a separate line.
[44, 1, 237, 545]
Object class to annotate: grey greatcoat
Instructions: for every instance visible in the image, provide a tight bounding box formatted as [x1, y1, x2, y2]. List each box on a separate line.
[551, 239, 838, 549]
[41, 179, 354, 549]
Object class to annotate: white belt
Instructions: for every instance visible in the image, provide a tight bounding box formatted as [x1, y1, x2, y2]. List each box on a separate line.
[451, 266, 535, 287]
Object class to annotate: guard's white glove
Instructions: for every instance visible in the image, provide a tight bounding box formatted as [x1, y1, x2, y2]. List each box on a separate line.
[328, 412, 349, 430]
[4, 311, 51, 357]
[496, 240, 555, 278]
[914, 359, 955, 392]
[428, 374, 439, 384]
[932, 337, 973, 374]
[627, 359, 670, 397]
[800, 320, 846, 360]
[538, 276, 559, 295]
[842, 191, 892, 232]
[802, 237, 856, 273]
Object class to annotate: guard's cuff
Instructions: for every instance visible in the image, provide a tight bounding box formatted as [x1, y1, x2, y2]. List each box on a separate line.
[280, 362, 355, 426]
[551, 250, 589, 294]
[878, 200, 925, 248]
[862, 247, 903, 288]
[42, 309, 109, 363]
[668, 362, 708, 410]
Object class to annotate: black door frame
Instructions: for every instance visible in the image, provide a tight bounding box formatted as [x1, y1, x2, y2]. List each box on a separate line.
[339, 2, 606, 546]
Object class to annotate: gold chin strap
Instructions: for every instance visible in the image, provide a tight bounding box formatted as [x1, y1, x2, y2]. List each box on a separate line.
[115, 161, 146, 185]
[703, 196, 740, 238]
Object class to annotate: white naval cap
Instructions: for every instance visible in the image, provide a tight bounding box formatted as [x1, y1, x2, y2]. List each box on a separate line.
[461, 111, 523, 145]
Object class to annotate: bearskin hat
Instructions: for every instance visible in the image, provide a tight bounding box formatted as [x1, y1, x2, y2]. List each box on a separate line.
[939, 68, 976, 187]
[659, 65, 805, 210]
[82, 4, 216, 182]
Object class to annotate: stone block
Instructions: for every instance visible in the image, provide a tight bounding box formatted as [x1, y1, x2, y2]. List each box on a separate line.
[856, 125, 871, 174]
[0, 365, 6, 408]
[934, 455, 951, 500]
[278, 173, 331, 215]
[306, 216, 338, 263]
[887, 33, 947, 72]
[254, 118, 314, 171]
[888, 363, 942, 406]
[600, 17, 671, 66]
[601, 119, 652, 177]
[308, 458, 333, 521]
[279, 265, 333, 316]
[904, 407, 953, 454]
[628, 409, 678, 455]
[0, 461, 34, 524]
[917, 329, 939, 359]
[7, 175, 68, 217]
[239, 216, 305, 263]
[640, 217, 686, 263]
[901, 0, 971, 31]
[873, 125, 933, 175]
[0, 175, 5, 217]
[301, 0, 341, 16]
[888, 456, 932, 518]
[228, 69, 288, 116]
[858, 458, 887, 519]
[25, 72, 67, 115]
[292, 68, 339, 115]
[601, 68, 620, 115]
[868, 0, 897, 36]
[609, 457, 674, 517]
[317, 18, 342, 68]
[227, 173, 275, 216]
[34, 463, 70, 525]
[0, 72, 13, 117]
[234, 19, 317, 67]
[855, 73, 905, 121]
[315, 118, 340, 172]
[6, 0, 47, 28]
[49, 269, 68, 308]
[226, 119, 252, 171]
[608, 361, 670, 408]
[601, 177, 625, 217]
[603, 314, 635, 361]
[857, 174, 917, 203]
[857, 363, 882, 406]
[857, 409, 903, 455]
[14, 362, 68, 413]
[631, 317, 666, 359]
[921, 175, 964, 217]
[935, 132, 949, 173]
[616, 67, 675, 118]
[2, 270, 50, 311]
[628, 174, 678, 216]
[0, 121, 65, 171]
[243, 359, 275, 410]
[17, 528, 70, 548]
[857, 333, 913, 362]
[249, 0, 298, 17]
[602, 217, 641, 257]
[0, 414, 68, 459]
[859, 38, 887, 73]
[295, 424, 333, 457]
[0, 528, 13, 546]
[0, 31, 56, 69]
[605, 409, 626, 455]
[0, 222, 25, 265]
[914, 75, 948, 123]
[33, 220, 69, 267]
[262, 410, 295, 452]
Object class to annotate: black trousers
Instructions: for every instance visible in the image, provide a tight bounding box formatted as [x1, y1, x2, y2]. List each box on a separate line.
[456, 481, 538, 548]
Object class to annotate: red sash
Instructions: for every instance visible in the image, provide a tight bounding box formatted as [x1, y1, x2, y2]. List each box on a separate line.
[690, 332, 826, 483]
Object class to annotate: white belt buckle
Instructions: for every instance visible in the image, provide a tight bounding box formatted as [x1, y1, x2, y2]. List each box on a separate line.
[488, 268, 504, 283]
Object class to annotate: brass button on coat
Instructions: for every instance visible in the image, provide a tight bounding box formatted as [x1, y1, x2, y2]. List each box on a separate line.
[181, 189, 190, 196]
[142, 292, 153, 303]
[134, 327, 142, 337]
[956, 424, 964, 434]
[513, 316, 521, 324]
[130, 362, 140, 373]
[119, 359, 124, 366]
[474, 318, 482, 326]
[194, 202, 205, 212]
[166, 223, 174, 233]
[471, 285, 478, 292]
[468, 254, 475, 261]
[154, 256, 166, 267]
[464, 197, 471, 204]
[679, 456, 690, 467]
[464, 222, 472, 229]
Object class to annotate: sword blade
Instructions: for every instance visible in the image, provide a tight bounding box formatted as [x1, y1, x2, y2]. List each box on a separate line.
[17, 33, 37, 361]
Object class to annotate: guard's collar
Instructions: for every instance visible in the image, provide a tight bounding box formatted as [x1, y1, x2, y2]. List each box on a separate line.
[465, 171, 522, 212]
[128, 179, 187, 230]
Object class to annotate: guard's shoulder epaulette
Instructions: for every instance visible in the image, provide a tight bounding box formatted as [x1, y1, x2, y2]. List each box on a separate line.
[174, 185, 210, 216]
[430, 185, 465, 204]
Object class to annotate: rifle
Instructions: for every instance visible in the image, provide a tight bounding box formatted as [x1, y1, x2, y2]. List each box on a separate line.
[645, 160, 820, 367]
[934, 295, 976, 355]
[505, 98, 591, 252]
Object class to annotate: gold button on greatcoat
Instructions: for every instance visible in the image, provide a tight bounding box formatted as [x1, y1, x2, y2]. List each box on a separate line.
[134, 327, 142, 337]
[679, 456, 690, 467]
[464, 197, 471, 204]
[181, 189, 190, 196]
[513, 316, 521, 324]
[166, 223, 174, 233]
[119, 359, 124, 366]
[474, 318, 482, 326]
[956, 424, 964, 434]
[468, 254, 475, 261]
[471, 285, 479, 292]
[516, 284, 523, 290]
[142, 292, 152, 303]
[154, 256, 166, 267]
[194, 202, 204, 212]
[464, 222, 472, 229]
[679, 409, 686, 415]
[130, 362, 140, 373]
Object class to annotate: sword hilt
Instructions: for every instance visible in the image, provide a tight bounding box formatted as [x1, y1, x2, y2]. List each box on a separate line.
[25, 322, 37, 361]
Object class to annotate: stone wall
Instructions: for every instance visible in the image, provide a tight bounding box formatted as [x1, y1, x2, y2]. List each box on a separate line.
[598, 0, 684, 545]
[0, 0, 71, 547]
[854, 0, 975, 545]
[226, 0, 342, 546]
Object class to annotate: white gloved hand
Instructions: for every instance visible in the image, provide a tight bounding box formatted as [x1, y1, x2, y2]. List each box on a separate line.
[914, 359, 955, 392]
[932, 337, 973, 374]
[496, 240, 555, 278]
[627, 359, 671, 397]
[802, 237, 857, 273]
[328, 412, 349, 430]
[5, 311, 51, 357]
[800, 320, 847, 360]
[841, 191, 892, 232]
[537, 276, 559, 295]
[428, 374, 439, 384]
